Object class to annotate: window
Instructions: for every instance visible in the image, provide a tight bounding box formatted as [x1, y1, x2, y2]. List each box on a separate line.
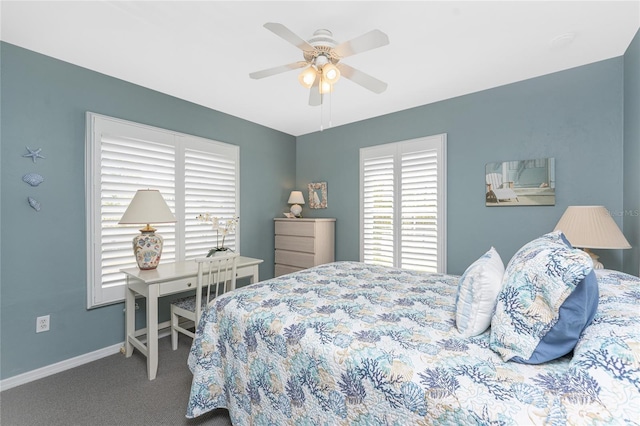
[85, 113, 239, 308]
[360, 134, 446, 273]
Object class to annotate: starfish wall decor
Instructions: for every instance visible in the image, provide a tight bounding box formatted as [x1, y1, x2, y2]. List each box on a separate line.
[23, 146, 45, 163]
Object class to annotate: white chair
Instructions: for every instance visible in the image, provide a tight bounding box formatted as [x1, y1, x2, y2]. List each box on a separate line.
[485, 173, 519, 203]
[170, 253, 239, 350]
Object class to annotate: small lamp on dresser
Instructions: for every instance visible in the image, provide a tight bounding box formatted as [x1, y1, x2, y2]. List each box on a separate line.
[554, 205, 631, 269]
[288, 191, 305, 218]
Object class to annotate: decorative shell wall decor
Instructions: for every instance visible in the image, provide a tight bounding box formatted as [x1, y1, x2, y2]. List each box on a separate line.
[23, 146, 45, 163]
[28, 197, 41, 212]
[308, 182, 328, 209]
[21, 147, 45, 211]
[22, 173, 44, 187]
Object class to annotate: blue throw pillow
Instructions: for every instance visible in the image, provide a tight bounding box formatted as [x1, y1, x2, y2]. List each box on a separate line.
[512, 235, 599, 364]
[512, 269, 598, 363]
[490, 231, 595, 363]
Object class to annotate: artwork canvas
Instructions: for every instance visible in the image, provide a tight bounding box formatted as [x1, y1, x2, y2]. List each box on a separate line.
[308, 182, 327, 209]
[485, 158, 555, 206]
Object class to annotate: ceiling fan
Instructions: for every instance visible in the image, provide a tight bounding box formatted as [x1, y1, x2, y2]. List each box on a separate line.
[249, 23, 389, 106]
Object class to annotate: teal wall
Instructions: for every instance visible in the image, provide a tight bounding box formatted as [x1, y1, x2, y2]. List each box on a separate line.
[624, 29, 640, 276]
[296, 57, 626, 276]
[2, 33, 638, 381]
[0, 42, 296, 379]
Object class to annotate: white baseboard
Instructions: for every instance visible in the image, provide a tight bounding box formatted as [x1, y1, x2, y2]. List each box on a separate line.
[0, 329, 171, 392]
[0, 342, 123, 392]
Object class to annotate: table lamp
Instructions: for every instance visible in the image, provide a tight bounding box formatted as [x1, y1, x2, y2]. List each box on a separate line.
[119, 189, 176, 270]
[288, 191, 305, 218]
[554, 205, 631, 269]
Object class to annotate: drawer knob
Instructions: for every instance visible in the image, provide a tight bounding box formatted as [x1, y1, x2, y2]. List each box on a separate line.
[187, 282, 192, 287]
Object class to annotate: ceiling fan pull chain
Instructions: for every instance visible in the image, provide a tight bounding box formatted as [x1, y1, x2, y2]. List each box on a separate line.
[329, 91, 333, 128]
[320, 94, 324, 132]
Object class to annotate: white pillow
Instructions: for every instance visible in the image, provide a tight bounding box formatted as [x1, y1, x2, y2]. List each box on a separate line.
[455, 247, 505, 337]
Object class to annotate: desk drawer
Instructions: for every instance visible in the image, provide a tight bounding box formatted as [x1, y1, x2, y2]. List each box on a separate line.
[275, 221, 315, 237]
[275, 235, 315, 253]
[158, 277, 196, 296]
[275, 250, 315, 268]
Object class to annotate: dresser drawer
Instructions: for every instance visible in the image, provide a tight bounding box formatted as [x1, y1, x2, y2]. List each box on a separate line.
[275, 235, 315, 253]
[275, 250, 315, 268]
[275, 220, 315, 237]
[275, 264, 304, 277]
[273, 218, 335, 276]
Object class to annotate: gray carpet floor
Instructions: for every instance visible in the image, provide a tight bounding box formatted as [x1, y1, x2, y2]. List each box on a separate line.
[0, 336, 233, 426]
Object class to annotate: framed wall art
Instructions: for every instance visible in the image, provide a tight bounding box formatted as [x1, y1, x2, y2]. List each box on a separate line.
[485, 157, 555, 206]
[308, 182, 327, 209]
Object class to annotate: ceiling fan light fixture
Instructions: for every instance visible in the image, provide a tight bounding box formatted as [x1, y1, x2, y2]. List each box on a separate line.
[319, 79, 333, 94]
[251, 23, 389, 108]
[322, 63, 340, 85]
[298, 66, 317, 89]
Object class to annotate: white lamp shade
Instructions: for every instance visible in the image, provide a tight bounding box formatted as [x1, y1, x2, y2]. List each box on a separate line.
[319, 79, 333, 94]
[322, 63, 341, 85]
[119, 189, 176, 225]
[298, 66, 317, 89]
[554, 205, 631, 249]
[288, 191, 305, 205]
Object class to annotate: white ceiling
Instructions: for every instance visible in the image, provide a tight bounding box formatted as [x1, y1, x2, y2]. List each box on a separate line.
[2, 1, 639, 136]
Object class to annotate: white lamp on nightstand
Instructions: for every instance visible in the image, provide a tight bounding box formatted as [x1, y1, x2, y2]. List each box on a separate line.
[554, 205, 631, 269]
[288, 191, 305, 218]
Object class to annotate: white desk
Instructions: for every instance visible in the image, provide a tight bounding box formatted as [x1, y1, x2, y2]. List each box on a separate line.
[121, 256, 263, 380]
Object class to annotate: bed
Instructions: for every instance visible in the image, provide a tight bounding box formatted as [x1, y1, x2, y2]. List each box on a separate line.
[186, 260, 640, 425]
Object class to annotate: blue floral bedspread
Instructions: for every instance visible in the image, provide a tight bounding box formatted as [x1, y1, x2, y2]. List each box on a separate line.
[186, 262, 640, 425]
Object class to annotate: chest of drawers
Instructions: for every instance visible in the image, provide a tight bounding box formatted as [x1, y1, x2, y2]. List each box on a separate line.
[274, 218, 336, 277]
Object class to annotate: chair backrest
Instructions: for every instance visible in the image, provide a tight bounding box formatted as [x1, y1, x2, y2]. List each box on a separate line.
[485, 173, 503, 189]
[194, 253, 239, 325]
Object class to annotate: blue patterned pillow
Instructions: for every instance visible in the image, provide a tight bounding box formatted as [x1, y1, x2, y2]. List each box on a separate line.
[455, 247, 505, 337]
[489, 231, 595, 363]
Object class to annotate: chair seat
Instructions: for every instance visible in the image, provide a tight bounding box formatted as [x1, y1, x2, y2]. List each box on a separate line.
[486, 173, 518, 202]
[172, 293, 216, 312]
[493, 187, 519, 201]
[170, 253, 239, 350]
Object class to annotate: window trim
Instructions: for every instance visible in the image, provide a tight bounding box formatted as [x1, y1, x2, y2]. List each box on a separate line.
[85, 112, 239, 308]
[359, 134, 447, 273]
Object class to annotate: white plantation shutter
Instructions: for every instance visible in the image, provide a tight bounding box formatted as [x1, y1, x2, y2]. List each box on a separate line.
[86, 113, 239, 308]
[360, 134, 446, 273]
[183, 139, 239, 260]
[400, 145, 439, 271]
[362, 150, 395, 267]
[99, 135, 176, 292]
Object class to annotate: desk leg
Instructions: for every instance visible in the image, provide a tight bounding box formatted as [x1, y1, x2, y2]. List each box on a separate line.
[249, 265, 259, 284]
[147, 285, 159, 380]
[124, 278, 135, 357]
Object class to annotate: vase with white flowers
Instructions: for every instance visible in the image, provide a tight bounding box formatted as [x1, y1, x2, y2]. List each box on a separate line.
[196, 214, 239, 257]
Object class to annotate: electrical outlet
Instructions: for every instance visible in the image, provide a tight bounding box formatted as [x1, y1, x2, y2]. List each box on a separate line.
[36, 315, 50, 333]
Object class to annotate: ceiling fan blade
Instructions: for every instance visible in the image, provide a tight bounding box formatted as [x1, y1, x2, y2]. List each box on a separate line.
[249, 61, 307, 79]
[337, 63, 387, 94]
[333, 29, 389, 58]
[264, 22, 315, 52]
[309, 77, 322, 106]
